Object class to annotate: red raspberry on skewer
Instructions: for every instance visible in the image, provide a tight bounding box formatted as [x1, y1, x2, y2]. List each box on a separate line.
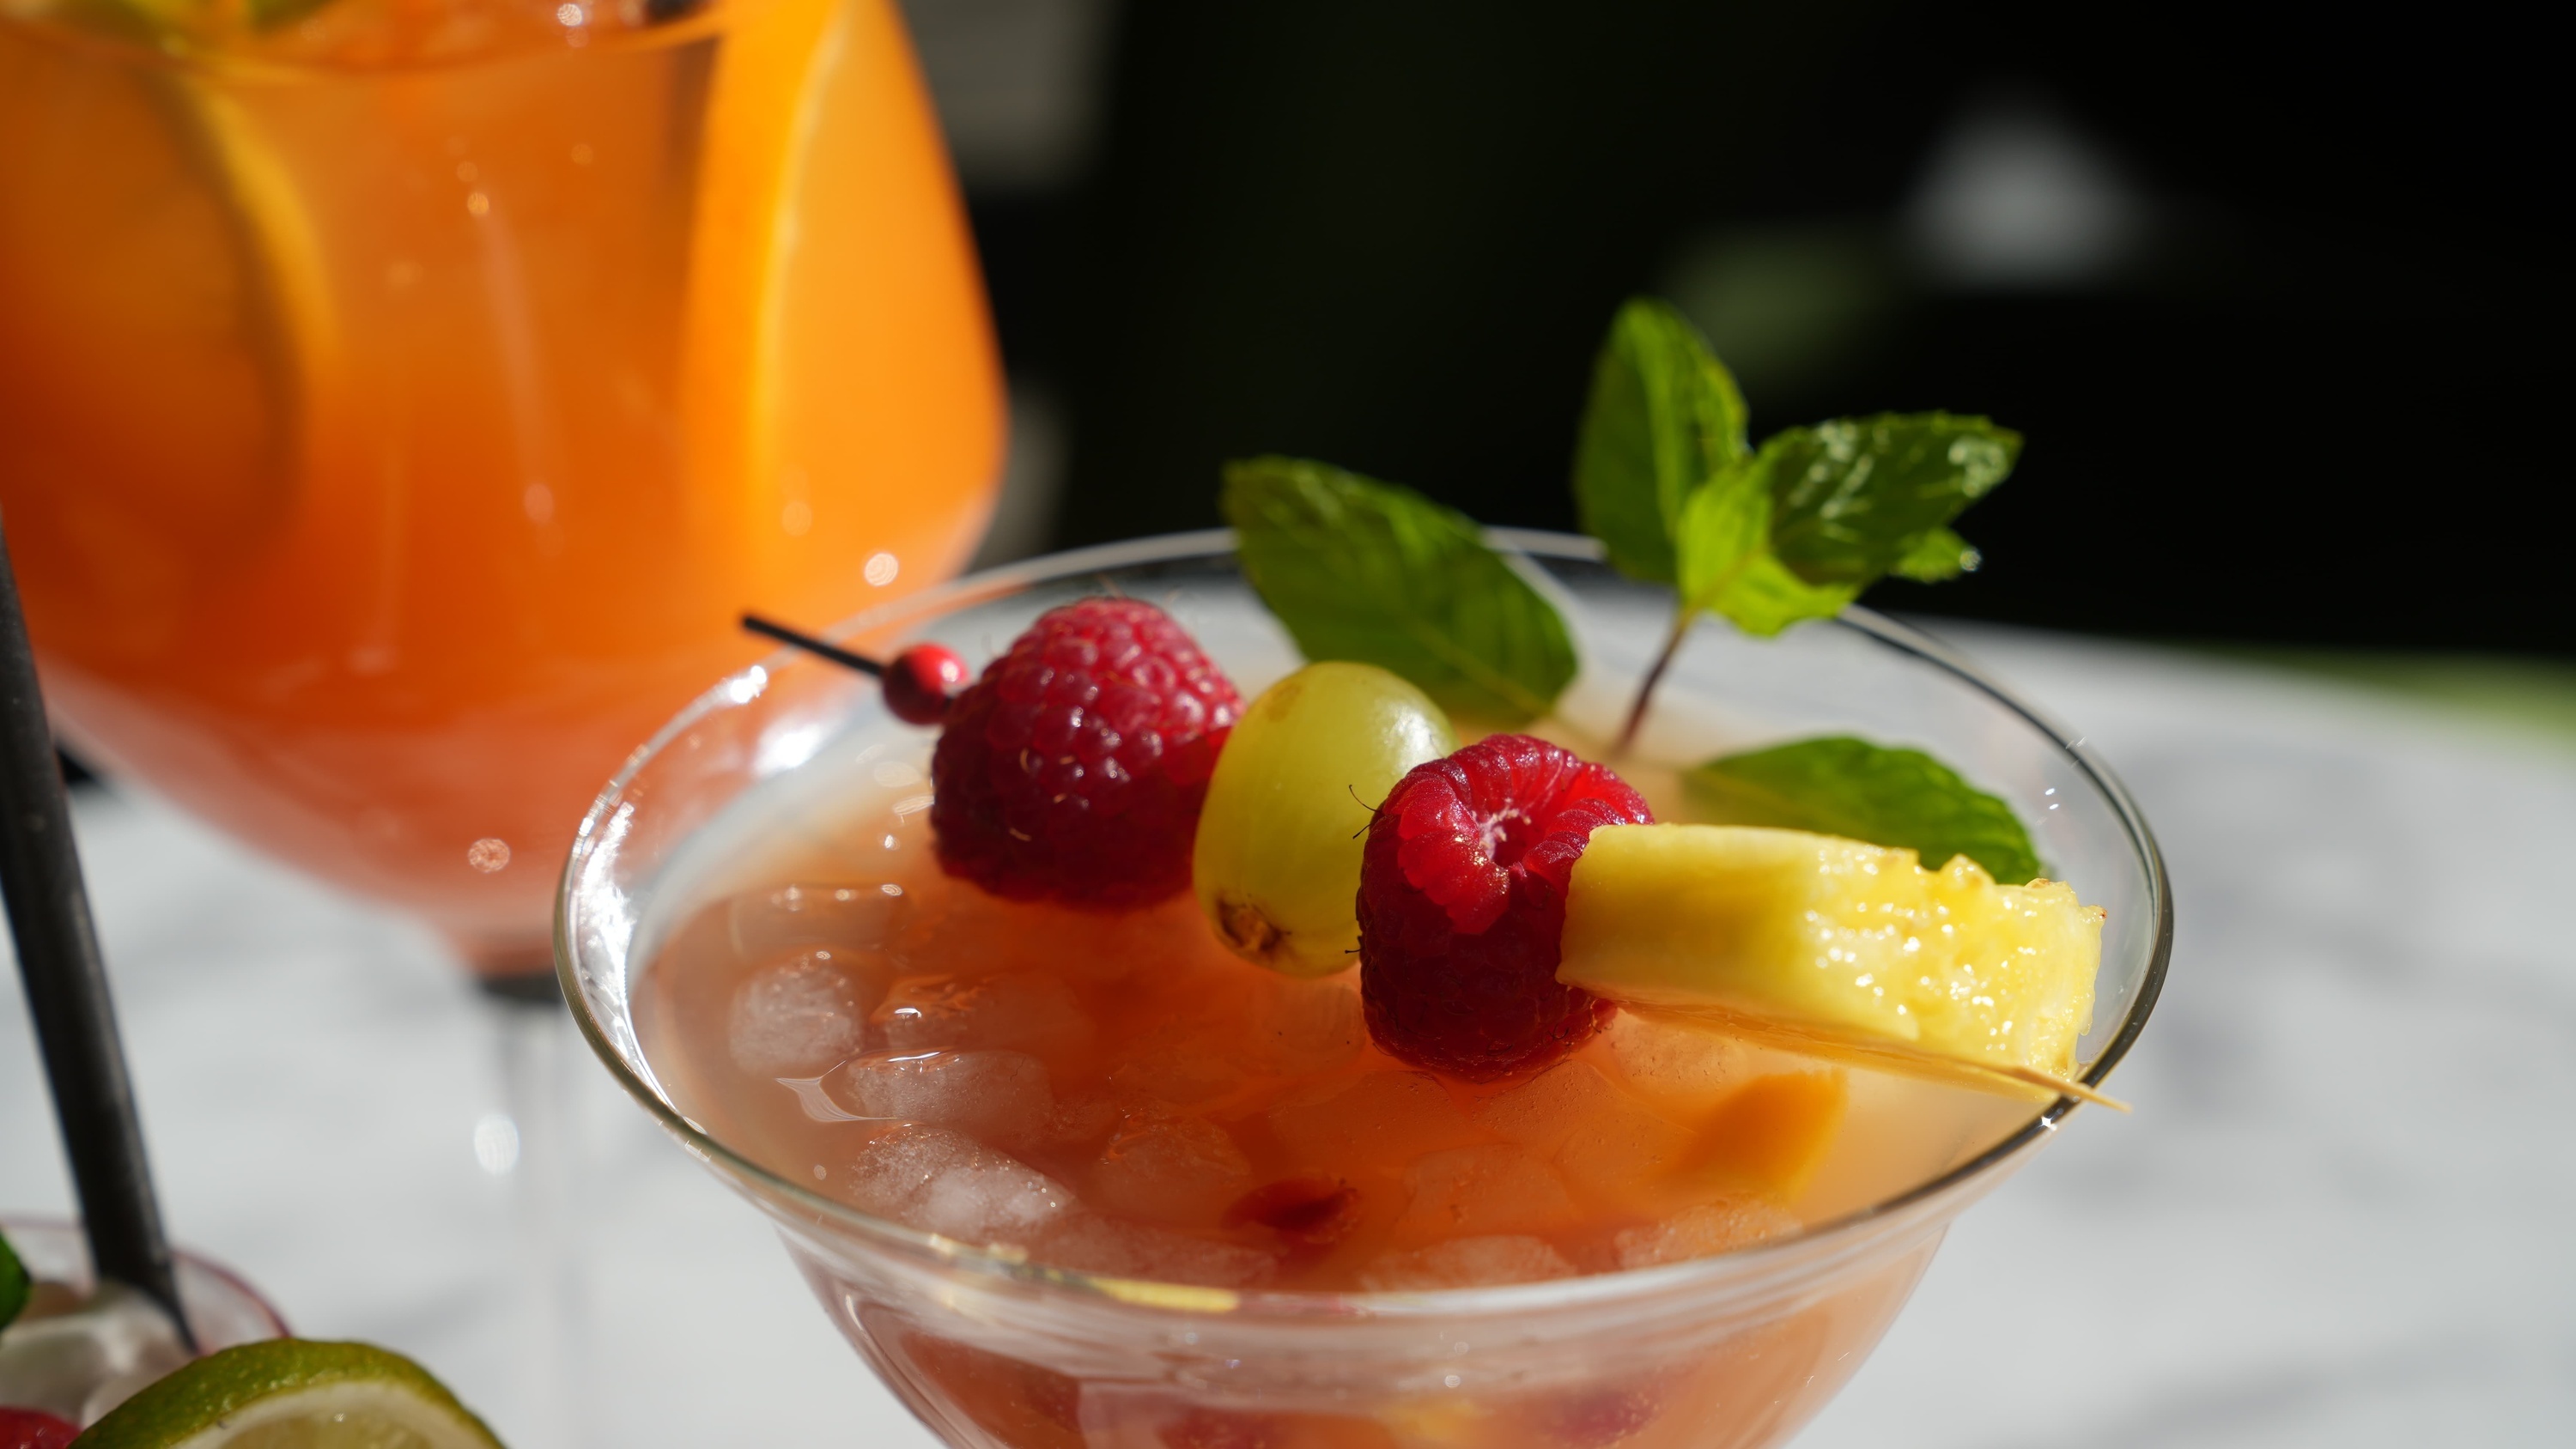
[931, 597, 1240, 908]
[1358, 734, 1652, 1080]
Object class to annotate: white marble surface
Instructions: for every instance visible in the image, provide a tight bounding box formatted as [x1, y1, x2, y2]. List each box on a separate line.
[5, 626, 2573, 1447]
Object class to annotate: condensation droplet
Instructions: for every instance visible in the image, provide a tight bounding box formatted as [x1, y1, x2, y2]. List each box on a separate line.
[569, 142, 594, 166]
[864, 552, 899, 587]
[454, 161, 478, 183]
[465, 191, 490, 217]
[523, 482, 556, 524]
[781, 499, 813, 537]
[555, 1, 585, 24]
[467, 838, 513, 873]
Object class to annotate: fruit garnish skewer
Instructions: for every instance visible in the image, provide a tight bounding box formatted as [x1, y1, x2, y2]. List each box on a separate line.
[739, 613, 969, 726]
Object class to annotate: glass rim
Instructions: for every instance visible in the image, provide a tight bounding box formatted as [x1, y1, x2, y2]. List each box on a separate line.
[0, 1215, 291, 1340]
[555, 528, 2172, 1319]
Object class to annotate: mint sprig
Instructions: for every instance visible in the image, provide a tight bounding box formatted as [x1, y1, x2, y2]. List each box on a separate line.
[1223, 457, 1577, 724]
[1572, 298, 1748, 584]
[1686, 737, 2042, 883]
[1577, 299, 2019, 747]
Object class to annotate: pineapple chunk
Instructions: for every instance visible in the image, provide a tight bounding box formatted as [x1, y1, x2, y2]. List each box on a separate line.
[1558, 824, 2102, 1090]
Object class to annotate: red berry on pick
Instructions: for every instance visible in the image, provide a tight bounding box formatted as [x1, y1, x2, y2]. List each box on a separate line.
[929, 597, 1239, 907]
[0, 1408, 80, 1449]
[884, 643, 969, 725]
[1357, 734, 1652, 1081]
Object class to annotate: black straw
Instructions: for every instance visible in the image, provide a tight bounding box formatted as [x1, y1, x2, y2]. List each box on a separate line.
[740, 613, 883, 677]
[0, 519, 191, 1347]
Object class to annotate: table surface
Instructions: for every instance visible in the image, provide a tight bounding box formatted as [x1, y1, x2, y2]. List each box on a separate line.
[6, 624, 2573, 1448]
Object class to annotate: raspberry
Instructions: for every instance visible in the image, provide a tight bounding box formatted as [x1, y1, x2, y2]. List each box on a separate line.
[931, 597, 1240, 907]
[1357, 735, 1651, 1080]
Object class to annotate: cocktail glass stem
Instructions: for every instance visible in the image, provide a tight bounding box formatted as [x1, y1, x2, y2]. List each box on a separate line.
[480, 975, 592, 1449]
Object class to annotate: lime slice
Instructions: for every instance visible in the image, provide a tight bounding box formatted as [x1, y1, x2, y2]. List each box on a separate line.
[1559, 823, 2120, 1106]
[73, 1340, 502, 1449]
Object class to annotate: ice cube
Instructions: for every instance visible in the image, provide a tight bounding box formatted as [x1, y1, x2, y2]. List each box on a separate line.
[875, 973, 1091, 1058]
[1105, 1021, 1251, 1106]
[822, 1049, 1054, 1149]
[1086, 1113, 1254, 1227]
[1036, 1216, 1279, 1288]
[1391, 1144, 1579, 1244]
[1242, 975, 1365, 1076]
[1267, 1071, 1480, 1167]
[0, 1282, 188, 1422]
[727, 949, 884, 1076]
[1473, 1061, 1623, 1155]
[1603, 1012, 1747, 1105]
[844, 1124, 1075, 1244]
[1474, 1062, 1696, 1197]
[1358, 1236, 1577, 1291]
[729, 882, 910, 959]
[1036, 1089, 1131, 1160]
[1612, 1195, 1801, 1269]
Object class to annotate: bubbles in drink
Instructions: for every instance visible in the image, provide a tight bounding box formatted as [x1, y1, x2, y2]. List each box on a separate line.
[727, 949, 881, 1077]
[843, 1125, 1075, 1244]
[822, 1049, 1053, 1149]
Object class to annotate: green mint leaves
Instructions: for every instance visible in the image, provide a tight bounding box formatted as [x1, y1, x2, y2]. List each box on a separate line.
[1223, 457, 1577, 724]
[1687, 737, 2042, 883]
[1577, 299, 2019, 640]
[1, 1227, 27, 1330]
[1573, 299, 1748, 584]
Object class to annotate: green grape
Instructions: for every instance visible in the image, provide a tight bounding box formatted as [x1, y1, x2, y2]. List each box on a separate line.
[1194, 662, 1457, 976]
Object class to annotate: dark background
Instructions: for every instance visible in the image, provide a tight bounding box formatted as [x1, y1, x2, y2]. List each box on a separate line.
[959, 0, 2567, 654]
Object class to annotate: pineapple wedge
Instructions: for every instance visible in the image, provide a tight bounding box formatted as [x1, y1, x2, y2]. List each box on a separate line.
[1559, 824, 2108, 1102]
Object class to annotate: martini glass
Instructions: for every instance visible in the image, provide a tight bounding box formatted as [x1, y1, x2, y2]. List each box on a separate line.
[559, 532, 2170, 1448]
[0, 1, 1001, 1439]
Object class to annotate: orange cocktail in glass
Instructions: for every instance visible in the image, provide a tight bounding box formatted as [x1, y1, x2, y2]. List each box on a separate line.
[0, 0, 1001, 967]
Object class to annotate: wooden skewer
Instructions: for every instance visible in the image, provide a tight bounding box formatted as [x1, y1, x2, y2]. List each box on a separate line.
[1623, 1000, 2131, 1113]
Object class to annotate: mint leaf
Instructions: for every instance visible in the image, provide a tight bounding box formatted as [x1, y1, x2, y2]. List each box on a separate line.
[1670, 413, 2014, 639]
[1572, 298, 1748, 584]
[1672, 464, 1857, 638]
[1891, 526, 1982, 583]
[1763, 414, 2018, 586]
[1224, 457, 1577, 724]
[1, 1228, 27, 1330]
[1686, 736, 2042, 882]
